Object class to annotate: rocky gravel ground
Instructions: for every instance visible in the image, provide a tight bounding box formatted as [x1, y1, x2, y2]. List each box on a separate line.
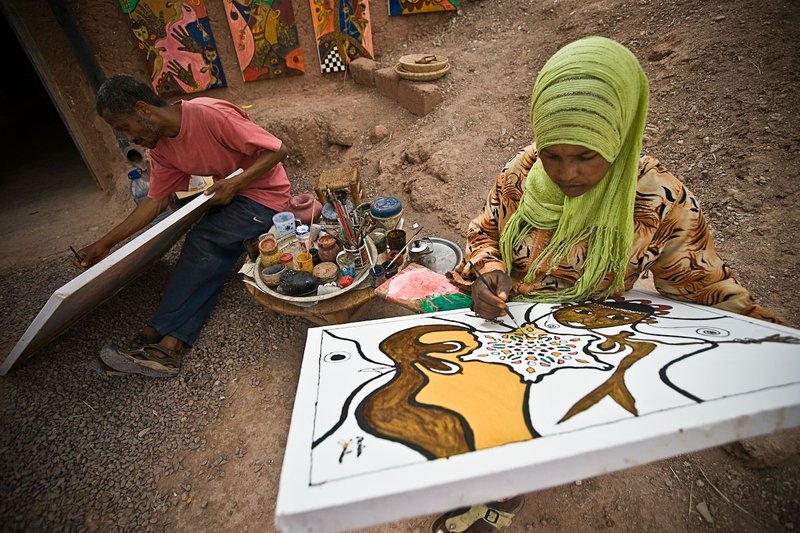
[0, 245, 304, 531]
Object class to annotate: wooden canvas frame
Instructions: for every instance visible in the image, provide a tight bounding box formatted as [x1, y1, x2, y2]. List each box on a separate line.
[0, 169, 242, 376]
[275, 290, 800, 531]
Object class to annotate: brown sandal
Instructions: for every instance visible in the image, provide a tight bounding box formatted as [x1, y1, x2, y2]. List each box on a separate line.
[431, 495, 524, 533]
[100, 342, 183, 378]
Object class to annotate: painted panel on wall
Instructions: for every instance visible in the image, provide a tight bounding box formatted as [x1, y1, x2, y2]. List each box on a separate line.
[388, 0, 458, 16]
[223, 0, 304, 81]
[275, 290, 800, 531]
[120, 0, 226, 95]
[308, 0, 373, 73]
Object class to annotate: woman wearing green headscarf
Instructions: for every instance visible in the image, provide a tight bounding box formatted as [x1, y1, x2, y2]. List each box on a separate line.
[441, 32, 780, 533]
[450, 35, 779, 325]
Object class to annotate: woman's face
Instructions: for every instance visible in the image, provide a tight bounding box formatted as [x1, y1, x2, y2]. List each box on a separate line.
[539, 144, 611, 197]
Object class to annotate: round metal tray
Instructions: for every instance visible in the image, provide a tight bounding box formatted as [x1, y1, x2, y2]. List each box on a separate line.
[253, 236, 377, 304]
[426, 237, 464, 274]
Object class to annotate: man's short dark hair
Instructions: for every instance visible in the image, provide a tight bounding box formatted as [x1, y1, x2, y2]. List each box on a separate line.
[95, 74, 167, 115]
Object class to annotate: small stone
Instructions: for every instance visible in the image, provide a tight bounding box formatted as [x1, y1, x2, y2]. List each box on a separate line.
[696, 479, 705, 487]
[696, 501, 714, 523]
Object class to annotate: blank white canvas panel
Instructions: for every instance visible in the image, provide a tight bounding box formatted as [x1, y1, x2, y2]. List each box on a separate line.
[0, 169, 242, 375]
[275, 290, 800, 532]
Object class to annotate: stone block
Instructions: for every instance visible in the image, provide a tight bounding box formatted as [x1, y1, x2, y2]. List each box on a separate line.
[397, 81, 443, 116]
[349, 58, 377, 87]
[374, 67, 400, 101]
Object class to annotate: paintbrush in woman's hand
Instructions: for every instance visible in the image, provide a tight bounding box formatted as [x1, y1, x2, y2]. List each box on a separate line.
[468, 261, 529, 336]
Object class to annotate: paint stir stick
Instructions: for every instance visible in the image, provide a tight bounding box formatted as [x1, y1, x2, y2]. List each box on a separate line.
[468, 261, 529, 336]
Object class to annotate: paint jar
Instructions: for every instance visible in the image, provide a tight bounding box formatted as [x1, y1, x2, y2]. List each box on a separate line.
[272, 211, 296, 239]
[369, 265, 386, 288]
[312, 262, 339, 285]
[337, 252, 357, 277]
[382, 260, 399, 279]
[295, 224, 311, 251]
[387, 229, 407, 252]
[296, 252, 314, 273]
[309, 247, 321, 266]
[369, 197, 403, 229]
[369, 228, 387, 255]
[258, 235, 280, 268]
[280, 252, 294, 270]
[317, 234, 340, 263]
[343, 240, 369, 269]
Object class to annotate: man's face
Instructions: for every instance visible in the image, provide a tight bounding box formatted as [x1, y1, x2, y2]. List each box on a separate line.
[101, 108, 161, 149]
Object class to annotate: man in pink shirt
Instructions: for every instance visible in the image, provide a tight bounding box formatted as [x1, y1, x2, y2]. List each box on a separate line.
[79, 74, 290, 377]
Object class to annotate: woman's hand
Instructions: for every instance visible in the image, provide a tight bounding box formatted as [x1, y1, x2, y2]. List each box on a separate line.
[471, 270, 513, 320]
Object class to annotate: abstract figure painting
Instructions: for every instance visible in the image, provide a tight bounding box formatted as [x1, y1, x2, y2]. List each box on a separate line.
[120, 0, 226, 96]
[275, 290, 800, 532]
[388, 0, 458, 16]
[222, 0, 305, 81]
[308, 0, 373, 73]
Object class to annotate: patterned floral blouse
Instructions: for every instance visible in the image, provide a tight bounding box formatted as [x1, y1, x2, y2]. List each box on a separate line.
[450, 144, 779, 323]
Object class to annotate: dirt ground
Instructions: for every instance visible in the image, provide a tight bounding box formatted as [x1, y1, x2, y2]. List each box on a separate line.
[2, 0, 800, 531]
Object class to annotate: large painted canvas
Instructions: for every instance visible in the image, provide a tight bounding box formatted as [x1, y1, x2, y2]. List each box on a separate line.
[0, 169, 243, 376]
[120, 0, 226, 95]
[388, 0, 458, 16]
[222, 0, 305, 81]
[308, 0, 373, 74]
[275, 291, 800, 531]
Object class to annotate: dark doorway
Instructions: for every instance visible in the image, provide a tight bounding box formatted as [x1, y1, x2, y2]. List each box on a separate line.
[0, 8, 115, 272]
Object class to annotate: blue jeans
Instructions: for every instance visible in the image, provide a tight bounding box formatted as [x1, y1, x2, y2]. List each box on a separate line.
[148, 196, 276, 346]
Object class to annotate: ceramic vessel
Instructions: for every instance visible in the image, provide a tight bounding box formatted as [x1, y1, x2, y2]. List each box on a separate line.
[289, 193, 323, 225]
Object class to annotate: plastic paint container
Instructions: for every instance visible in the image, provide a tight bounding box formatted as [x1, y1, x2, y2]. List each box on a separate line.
[369, 197, 403, 229]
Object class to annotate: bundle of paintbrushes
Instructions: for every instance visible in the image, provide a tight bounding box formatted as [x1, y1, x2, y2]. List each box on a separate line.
[325, 187, 378, 253]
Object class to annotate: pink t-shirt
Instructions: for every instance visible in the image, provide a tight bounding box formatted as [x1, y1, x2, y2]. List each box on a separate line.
[148, 98, 290, 212]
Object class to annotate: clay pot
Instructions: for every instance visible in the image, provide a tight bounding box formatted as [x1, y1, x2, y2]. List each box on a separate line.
[289, 193, 323, 225]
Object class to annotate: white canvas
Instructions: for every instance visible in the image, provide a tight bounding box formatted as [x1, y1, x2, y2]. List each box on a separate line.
[0, 169, 243, 375]
[275, 290, 800, 532]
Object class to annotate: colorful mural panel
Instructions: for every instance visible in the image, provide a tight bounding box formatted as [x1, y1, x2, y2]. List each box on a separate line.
[308, 0, 374, 73]
[388, 0, 458, 16]
[120, 0, 226, 96]
[223, 0, 305, 81]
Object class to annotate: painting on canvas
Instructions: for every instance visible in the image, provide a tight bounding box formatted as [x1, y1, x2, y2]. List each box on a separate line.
[308, 0, 373, 74]
[276, 291, 800, 531]
[222, 0, 305, 81]
[120, 0, 227, 95]
[388, 0, 458, 16]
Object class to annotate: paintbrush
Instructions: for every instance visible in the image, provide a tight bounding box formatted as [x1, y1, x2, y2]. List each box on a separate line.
[468, 261, 528, 336]
[69, 245, 85, 266]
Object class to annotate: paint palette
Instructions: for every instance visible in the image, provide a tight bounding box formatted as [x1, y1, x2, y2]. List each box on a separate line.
[253, 236, 378, 303]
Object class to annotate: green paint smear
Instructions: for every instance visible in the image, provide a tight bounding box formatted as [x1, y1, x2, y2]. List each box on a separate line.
[118, 0, 138, 14]
[420, 293, 473, 313]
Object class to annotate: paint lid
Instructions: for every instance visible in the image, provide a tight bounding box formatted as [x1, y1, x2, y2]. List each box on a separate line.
[370, 197, 402, 218]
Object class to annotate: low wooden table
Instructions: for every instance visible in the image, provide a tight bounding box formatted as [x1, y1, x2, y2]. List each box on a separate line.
[244, 280, 376, 326]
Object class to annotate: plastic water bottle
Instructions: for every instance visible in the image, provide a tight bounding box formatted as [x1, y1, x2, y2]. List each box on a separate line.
[128, 168, 173, 224]
[128, 168, 149, 205]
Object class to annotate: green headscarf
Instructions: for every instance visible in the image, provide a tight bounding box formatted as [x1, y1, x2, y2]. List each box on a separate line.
[499, 36, 650, 302]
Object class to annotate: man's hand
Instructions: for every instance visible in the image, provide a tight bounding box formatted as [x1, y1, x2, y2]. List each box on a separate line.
[471, 270, 513, 320]
[204, 178, 241, 206]
[77, 240, 111, 269]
